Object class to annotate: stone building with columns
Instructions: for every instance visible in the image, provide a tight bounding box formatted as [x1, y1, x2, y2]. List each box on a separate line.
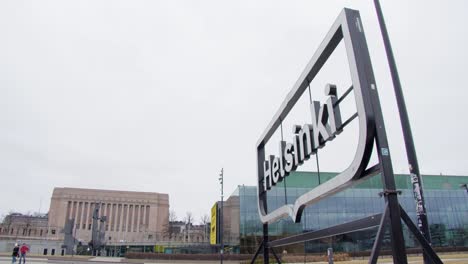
[48, 187, 169, 244]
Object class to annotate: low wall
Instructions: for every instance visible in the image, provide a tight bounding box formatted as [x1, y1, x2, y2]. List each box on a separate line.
[126, 252, 252, 261]
[0, 238, 64, 256]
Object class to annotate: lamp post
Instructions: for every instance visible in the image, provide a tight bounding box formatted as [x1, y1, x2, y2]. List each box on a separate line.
[373, 1, 431, 263]
[218, 168, 224, 264]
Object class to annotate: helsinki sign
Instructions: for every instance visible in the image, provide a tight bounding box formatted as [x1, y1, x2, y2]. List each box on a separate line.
[256, 8, 378, 224]
[253, 8, 443, 264]
[262, 85, 342, 191]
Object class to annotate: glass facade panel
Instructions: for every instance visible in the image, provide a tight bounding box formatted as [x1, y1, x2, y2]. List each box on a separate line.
[226, 172, 468, 253]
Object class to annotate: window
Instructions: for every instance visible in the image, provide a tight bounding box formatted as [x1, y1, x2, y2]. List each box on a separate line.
[40, 229, 43, 236]
[51, 229, 56, 235]
[82, 224, 86, 229]
[148, 235, 153, 239]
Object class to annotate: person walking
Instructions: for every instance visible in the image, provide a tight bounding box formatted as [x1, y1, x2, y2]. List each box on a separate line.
[19, 243, 29, 264]
[12, 243, 19, 264]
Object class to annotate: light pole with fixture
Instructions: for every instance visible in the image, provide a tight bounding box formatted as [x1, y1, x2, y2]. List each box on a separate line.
[218, 168, 224, 264]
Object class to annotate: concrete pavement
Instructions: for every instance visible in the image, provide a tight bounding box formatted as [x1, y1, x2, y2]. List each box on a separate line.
[2, 255, 468, 264]
[0, 257, 241, 264]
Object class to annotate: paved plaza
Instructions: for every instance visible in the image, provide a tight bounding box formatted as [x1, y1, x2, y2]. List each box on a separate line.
[0, 256, 241, 264]
[1, 254, 468, 264]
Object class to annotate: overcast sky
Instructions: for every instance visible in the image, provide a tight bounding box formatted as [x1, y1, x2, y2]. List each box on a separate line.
[1, 0, 467, 222]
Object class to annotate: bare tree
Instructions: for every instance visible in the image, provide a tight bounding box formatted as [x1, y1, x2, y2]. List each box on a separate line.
[183, 212, 193, 242]
[200, 214, 210, 242]
[162, 210, 178, 241]
[23, 215, 32, 236]
[184, 212, 193, 225]
[169, 210, 178, 222]
[0, 213, 9, 235]
[1, 212, 14, 236]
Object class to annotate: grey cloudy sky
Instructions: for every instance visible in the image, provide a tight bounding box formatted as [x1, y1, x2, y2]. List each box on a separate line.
[1, 0, 467, 221]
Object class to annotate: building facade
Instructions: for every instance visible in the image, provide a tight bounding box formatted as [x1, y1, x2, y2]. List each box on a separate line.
[0, 213, 49, 239]
[220, 172, 468, 254]
[0, 213, 64, 255]
[1, 187, 170, 255]
[162, 221, 210, 244]
[49, 188, 170, 244]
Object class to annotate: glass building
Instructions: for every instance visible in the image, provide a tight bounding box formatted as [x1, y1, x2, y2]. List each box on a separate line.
[221, 172, 468, 254]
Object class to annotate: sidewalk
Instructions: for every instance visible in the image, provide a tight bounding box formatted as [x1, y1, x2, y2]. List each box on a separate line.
[1, 254, 467, 264]
[0, 257, 49, 264]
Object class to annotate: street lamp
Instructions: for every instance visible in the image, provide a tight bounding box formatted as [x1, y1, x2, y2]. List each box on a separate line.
[218, 168, 224, 264]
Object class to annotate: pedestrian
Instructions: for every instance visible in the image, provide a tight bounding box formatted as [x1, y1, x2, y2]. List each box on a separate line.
[12, 243, 19, 264]
[19, 243, 29, 264]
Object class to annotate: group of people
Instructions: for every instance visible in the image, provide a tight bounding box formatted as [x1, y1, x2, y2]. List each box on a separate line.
[12, 243, 29, 264]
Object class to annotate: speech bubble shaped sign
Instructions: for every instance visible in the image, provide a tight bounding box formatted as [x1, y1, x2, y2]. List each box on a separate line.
[257, 8, 377, 224]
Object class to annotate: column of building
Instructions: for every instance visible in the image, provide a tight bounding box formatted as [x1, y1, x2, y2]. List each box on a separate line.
[62, 198, 154, 243]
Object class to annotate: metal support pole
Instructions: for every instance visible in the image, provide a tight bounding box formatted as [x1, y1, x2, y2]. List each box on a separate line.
[219, 168, 224, 264]
[399, 207, 443, 264]
[356, 5, 408, 260]
[263, 223, 269, 264]
[368, 205, 389, 264]
[373, 3, 431, 264]
[270, 247, 282, 264]
[250, 240, 264, 264]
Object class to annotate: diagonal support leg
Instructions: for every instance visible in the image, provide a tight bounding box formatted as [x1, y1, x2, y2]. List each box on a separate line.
[399, 206, 443, 264]
[251, 240, 264, 264]
[368, 204, 389, 264]
[270, 247, 282, 264]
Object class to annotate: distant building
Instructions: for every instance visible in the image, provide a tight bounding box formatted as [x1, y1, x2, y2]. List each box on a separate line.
[0, 213, 62, 255]
[163, 221, 210, 244]
[49, 187, 169, 244]
[217, 172, 468, 254]
[0, 213, 49, 239]
[0, 187, 171, 256]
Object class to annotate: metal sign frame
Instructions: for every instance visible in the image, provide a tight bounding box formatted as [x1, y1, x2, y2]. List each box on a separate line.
[253, 8, 442, 264]
[256, 5, 375, 225]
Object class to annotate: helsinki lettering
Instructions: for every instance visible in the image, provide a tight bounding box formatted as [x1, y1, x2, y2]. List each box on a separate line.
[263, 84, 343, 192]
